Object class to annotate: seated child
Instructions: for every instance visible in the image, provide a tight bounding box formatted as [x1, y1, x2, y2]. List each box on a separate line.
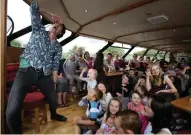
[114, 110, 142, 134]
[96, 98, 122, 134]
[116, 74, 131, 110]
[128, 91, 144, 115]
[78, 68, 98, 107]
[73, 89, 103, 134]
[98, 81, 113, 112]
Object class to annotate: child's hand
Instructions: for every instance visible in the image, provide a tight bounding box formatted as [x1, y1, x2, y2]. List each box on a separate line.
[73, 116, 81, 124]
[145, 70, 151, 77]
[82, 67, 88, 72]
[82, 95, 87, 100]
[122, 87, 128, 92]
[116, 92, 122, 97]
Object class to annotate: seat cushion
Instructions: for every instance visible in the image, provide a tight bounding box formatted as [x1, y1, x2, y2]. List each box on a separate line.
[24, 92, 45, 103]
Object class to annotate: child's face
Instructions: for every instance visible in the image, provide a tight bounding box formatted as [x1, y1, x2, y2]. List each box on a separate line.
[109, 100, 120, 115]
[122, 76, 129, 84]
[87, 69, 96, 79]
[132, 93, 141, 106]
[98, 83, 106, 94]
[114, 116, 126, 134]
[87, 90, 96, 101]
[129, 70, 135, 76]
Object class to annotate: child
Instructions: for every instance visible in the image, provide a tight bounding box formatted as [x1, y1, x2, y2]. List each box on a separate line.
[56, 73, 69, 107]
[116, 74, 131, 110]
[78, 68, 98, 107]
[98, 81, 113, 112]
[73, 89, 103, 134]
[128, 91, 144, 115]
[114, 110, 142, 134]
[96, 98, 122, 134]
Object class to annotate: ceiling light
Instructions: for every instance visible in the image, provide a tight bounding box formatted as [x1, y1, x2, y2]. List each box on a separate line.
[173, 29, 176, 32]
[145, 34, 147, 36]
[147, 15, 168, 24]
[113, 22, 116, 25]
[146, 13, 152, 16]
[183, 39, 191, 42]
[154, 37, 156, 39]
[162, 41, 164, 42]
[84, 9, 88, 12]
[130, 29, 133, 31]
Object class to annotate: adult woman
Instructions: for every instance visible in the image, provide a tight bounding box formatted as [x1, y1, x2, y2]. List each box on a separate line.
[144, 94, 172, 134]
[84, 51, 93, 69]
[145, 64, 177, 96]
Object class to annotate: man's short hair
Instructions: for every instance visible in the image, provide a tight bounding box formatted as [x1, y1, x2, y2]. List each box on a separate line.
[118, 110, 141, 134]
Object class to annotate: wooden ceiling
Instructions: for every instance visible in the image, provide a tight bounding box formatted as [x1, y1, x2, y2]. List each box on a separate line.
[25, 0, 191, 53]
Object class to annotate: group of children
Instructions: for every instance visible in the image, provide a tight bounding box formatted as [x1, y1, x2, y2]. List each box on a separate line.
[72, 67, 150, 134]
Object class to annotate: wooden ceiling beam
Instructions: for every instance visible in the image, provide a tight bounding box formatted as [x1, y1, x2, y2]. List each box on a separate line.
[60, 0, 81, 26]
[76, 0, 158, 34]
[137, 35, 191, 45]
[114, 24, 191, 40]
[150, 42, 191, 48]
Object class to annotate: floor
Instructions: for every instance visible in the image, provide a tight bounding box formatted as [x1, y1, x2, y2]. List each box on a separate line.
[22, 101, 85, 134]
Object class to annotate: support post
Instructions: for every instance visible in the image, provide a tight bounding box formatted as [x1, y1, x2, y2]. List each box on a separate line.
[0, 0, 7, 133]
[142, 49, 149, 57]
[152, 50, 160, 61]
[99, 41, 114, 52]
[60, 33, 78, 46]
[122, 46, 135, 59]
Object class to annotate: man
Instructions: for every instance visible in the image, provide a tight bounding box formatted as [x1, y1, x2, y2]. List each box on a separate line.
[6, 0, 67, 133]
[104, 53, 115, 72]
[129, 54, 140, 69]
[63, 53, 81, 93]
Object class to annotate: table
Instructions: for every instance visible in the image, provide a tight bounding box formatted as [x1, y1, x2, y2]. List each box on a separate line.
[105, 71, 124, 77]
[171, 96, 191, 114]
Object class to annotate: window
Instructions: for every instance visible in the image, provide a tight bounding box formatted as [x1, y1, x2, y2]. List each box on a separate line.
[145, 49, 158, 60]
[8, 0, 31, 33]
[125, 46, 146, 61]
[10, 24, 72, 48]
[62, 36, 108, 59]
[104, 43, 131, 59]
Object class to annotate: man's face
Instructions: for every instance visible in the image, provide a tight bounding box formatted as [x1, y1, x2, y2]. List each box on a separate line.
[78, 48, 82, 55]
[107, 54, 112, 61]
[133, 54, 137, 60]
[49, 24, 63, 38]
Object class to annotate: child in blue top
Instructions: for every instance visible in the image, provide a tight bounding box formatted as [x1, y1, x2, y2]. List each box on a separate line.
[73, 89, 103, 134]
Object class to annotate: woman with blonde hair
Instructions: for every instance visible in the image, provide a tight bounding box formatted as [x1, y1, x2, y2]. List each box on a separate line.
[145, 63, 177, 96]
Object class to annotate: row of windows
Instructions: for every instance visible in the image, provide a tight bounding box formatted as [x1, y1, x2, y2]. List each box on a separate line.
[8, 0, 169, 61]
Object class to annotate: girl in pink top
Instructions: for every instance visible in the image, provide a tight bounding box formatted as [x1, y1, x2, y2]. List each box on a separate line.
[128, 91, 144, 115]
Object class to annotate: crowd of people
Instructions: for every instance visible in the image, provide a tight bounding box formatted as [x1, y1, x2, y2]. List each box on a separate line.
[56, 48, 191, 134]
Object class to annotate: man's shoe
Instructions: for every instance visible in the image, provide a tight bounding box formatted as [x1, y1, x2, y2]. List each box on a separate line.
[51, 114, 67, 121]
